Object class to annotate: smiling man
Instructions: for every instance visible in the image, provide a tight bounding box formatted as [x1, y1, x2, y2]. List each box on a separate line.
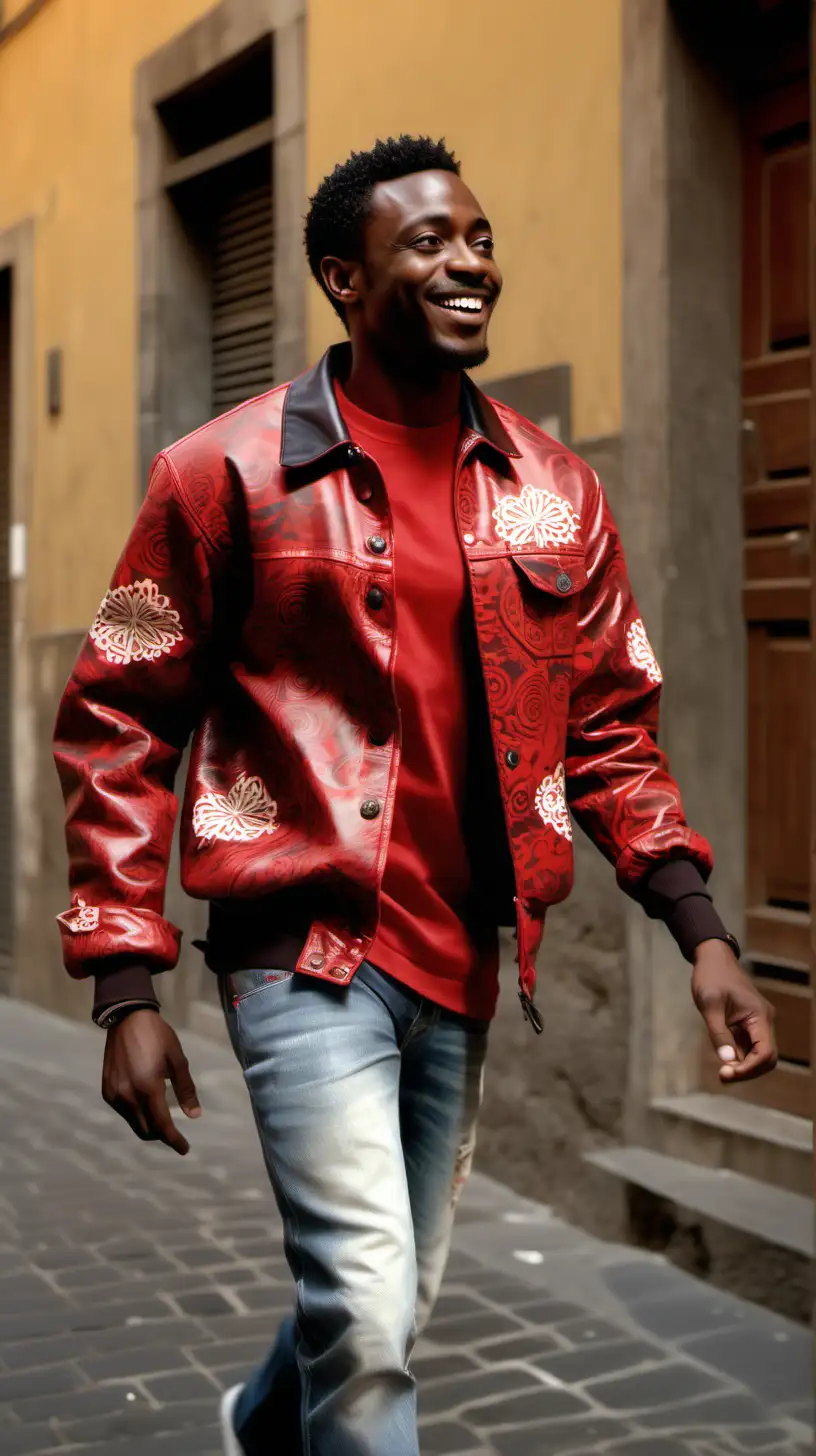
[54, 136, 777, 1456]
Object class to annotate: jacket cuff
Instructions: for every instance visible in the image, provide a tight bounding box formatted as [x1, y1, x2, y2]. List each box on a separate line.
[641, 858, 712, 914]
[640, 860, 729, 963]
[662, 895, 730, 963]
[93, 961, 158, 1014]
[57, 901, 181, 979]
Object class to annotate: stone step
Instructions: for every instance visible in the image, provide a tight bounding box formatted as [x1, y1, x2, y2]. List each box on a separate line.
[584, 1144, 813, 1257]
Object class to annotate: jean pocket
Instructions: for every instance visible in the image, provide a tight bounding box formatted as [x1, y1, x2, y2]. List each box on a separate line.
[227, 969, 294, 1006]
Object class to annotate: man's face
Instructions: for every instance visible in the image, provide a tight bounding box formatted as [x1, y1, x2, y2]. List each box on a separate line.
[327, 170, 502, 374]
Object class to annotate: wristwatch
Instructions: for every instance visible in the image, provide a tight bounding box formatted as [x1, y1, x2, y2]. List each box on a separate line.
[94, 1000, 159, 1031]
[722, 932, 741, 960]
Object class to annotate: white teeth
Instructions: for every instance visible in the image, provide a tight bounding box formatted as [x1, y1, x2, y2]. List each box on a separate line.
[439, 297, 483, 313]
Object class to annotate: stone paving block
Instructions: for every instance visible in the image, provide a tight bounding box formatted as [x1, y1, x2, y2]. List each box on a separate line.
[491, 1413, 634, 1453]
[57, 1395, 216, 1446]
[636, 1390, 770, 1428]
[53, 1261, 127, 1290]
[433, 1292, 498, 1322]
[0, 1362, 84, 1404]
[172, 1288, 237, 1318]
[558, 1315, 637, 1346]
[142, 1368, 222, 1403]
[513, 1298, 588, 1325]
[629, 1291, 776, 1342]
[419, 1363, 548, 1417]
[473, 1331, 561, 1363]
[597, 1439, 697, 1454]
[532, 1336, 667, 1384]
[191, 1334, 270, 1371]
[232, 1282, 293, 1313]
[728, 1431, 812, 1452]
[10, 1381, 131, 1424]
[78, 1341, 197, 1382]
[678, 1327, 812, 1406]
[419, 1419, 490, 1452]
[0, 1422, 63, 1455]
[585, 1360, 726, 1411]
[425, 1311, 526, 1346]
[412, 1352, 480, 1382]
[199, 1309, 293, 1344]
[28, 1247, 101, 1272]
[465, 1384, 591, 1429]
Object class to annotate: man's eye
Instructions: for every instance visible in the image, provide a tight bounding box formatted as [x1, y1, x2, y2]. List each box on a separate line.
[412, 234, 442, 249]
[474, 237, 494, 255]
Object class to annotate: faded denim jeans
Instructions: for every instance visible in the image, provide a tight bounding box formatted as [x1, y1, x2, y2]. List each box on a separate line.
[220, 960, 489, 1456]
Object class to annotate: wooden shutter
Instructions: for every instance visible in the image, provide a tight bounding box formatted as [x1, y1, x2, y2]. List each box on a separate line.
[0, 272, 12, 974]
[211, 169, 274, 414]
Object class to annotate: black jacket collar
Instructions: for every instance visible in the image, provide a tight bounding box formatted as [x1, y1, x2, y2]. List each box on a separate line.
[280, 343, 519, 468]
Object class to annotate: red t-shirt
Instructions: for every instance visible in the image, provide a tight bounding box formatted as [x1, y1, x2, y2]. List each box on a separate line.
[336, 382, 500, 1021]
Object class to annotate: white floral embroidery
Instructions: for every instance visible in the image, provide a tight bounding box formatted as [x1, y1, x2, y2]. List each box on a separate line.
[192, 774, 279, 843]
[534, 762, 572, 841]
[493, 484, 580, 549]
[57, 898, 100, 934]
[90, 579, 183, 666]
[626, 618, 662, 685]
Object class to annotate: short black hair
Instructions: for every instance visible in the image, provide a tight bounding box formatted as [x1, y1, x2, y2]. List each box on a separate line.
[304, 135, 460, 320]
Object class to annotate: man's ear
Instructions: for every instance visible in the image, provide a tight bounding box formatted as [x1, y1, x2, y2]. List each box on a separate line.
[321, 257, 362, 312]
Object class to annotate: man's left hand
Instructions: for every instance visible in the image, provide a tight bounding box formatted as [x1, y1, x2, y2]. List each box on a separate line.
[692, 939, 777, 1083]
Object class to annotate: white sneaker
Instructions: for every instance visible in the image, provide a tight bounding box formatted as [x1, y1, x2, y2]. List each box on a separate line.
[220, 1383, 245, 1456]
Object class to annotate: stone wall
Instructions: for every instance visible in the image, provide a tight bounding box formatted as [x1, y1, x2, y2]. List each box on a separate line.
[477, 432, 632, 1243]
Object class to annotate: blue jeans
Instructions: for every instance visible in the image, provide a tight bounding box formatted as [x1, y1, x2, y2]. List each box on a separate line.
[220, 960, 488, 1456]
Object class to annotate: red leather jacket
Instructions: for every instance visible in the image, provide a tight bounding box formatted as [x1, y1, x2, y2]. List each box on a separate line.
[54, 346, 714, 1022]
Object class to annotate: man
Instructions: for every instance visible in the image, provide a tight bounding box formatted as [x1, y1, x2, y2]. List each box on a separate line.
[54, 136, 776, 1456]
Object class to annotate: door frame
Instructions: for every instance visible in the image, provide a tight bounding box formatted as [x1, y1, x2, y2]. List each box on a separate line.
[0, 220, 36, 999]
[621, 0, 746, 1131]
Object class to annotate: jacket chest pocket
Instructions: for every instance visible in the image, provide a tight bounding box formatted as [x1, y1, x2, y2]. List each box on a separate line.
[510, 554, 587, 658]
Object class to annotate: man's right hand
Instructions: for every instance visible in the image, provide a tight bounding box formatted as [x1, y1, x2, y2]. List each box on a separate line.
[102, 1010, 202, 1155]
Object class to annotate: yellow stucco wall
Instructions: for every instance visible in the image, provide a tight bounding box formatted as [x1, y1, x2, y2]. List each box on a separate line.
[0, 0, 621, 636]
[0, 0, 211, 635]
[307, 0, 622, 447]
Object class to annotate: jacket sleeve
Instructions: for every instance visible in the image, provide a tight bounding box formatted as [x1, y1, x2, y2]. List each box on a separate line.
[53, 453, 217, 979]
[565, 470, 713, 897]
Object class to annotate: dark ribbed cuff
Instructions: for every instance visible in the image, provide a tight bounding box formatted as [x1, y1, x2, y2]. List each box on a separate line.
[640, 859, 729, 963]
[93, 961, 158, 1017]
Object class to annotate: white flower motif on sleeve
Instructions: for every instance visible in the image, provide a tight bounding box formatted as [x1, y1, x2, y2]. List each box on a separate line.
[192, 774, 279, 843]
[626, 618, 662, 685]
[57, 898, 100, 934]
[534, 762, 572, 841]
[90, 579, 183, 665]
[493, 484, 580, 549]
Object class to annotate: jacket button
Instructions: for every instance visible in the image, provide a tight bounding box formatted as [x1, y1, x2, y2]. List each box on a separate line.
[360, 799, 381, 819]
[308, 953, 325, 970]
[505, 749, 520, 769]
[556, 571, 573, 593]
[366, 585, 385, 610]
[356, 481, 374, 502]
[346, 443, 364, 463]
[367, 535, 387, 555]
[462, 532, 475, 546]
[329, 966, 349, 980]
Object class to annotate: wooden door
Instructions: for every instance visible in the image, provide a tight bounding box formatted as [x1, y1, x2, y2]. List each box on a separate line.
[0, 270, 11, 989]
[738, 55, 813, 1117]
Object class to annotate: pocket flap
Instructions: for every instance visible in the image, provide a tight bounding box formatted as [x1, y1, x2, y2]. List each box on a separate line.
[511, 555, 587, 597]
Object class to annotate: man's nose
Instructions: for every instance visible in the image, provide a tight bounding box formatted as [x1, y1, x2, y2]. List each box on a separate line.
[446, 245, 489, 279]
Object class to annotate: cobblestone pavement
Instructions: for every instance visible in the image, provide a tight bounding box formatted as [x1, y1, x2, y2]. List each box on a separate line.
[0, 1000, 812, 1456]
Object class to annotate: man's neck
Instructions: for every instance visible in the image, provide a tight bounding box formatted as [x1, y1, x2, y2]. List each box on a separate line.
[341, 343, 461, 427]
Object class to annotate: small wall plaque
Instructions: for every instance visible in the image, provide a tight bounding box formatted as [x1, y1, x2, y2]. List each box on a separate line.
[46, 347, 62, 416]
